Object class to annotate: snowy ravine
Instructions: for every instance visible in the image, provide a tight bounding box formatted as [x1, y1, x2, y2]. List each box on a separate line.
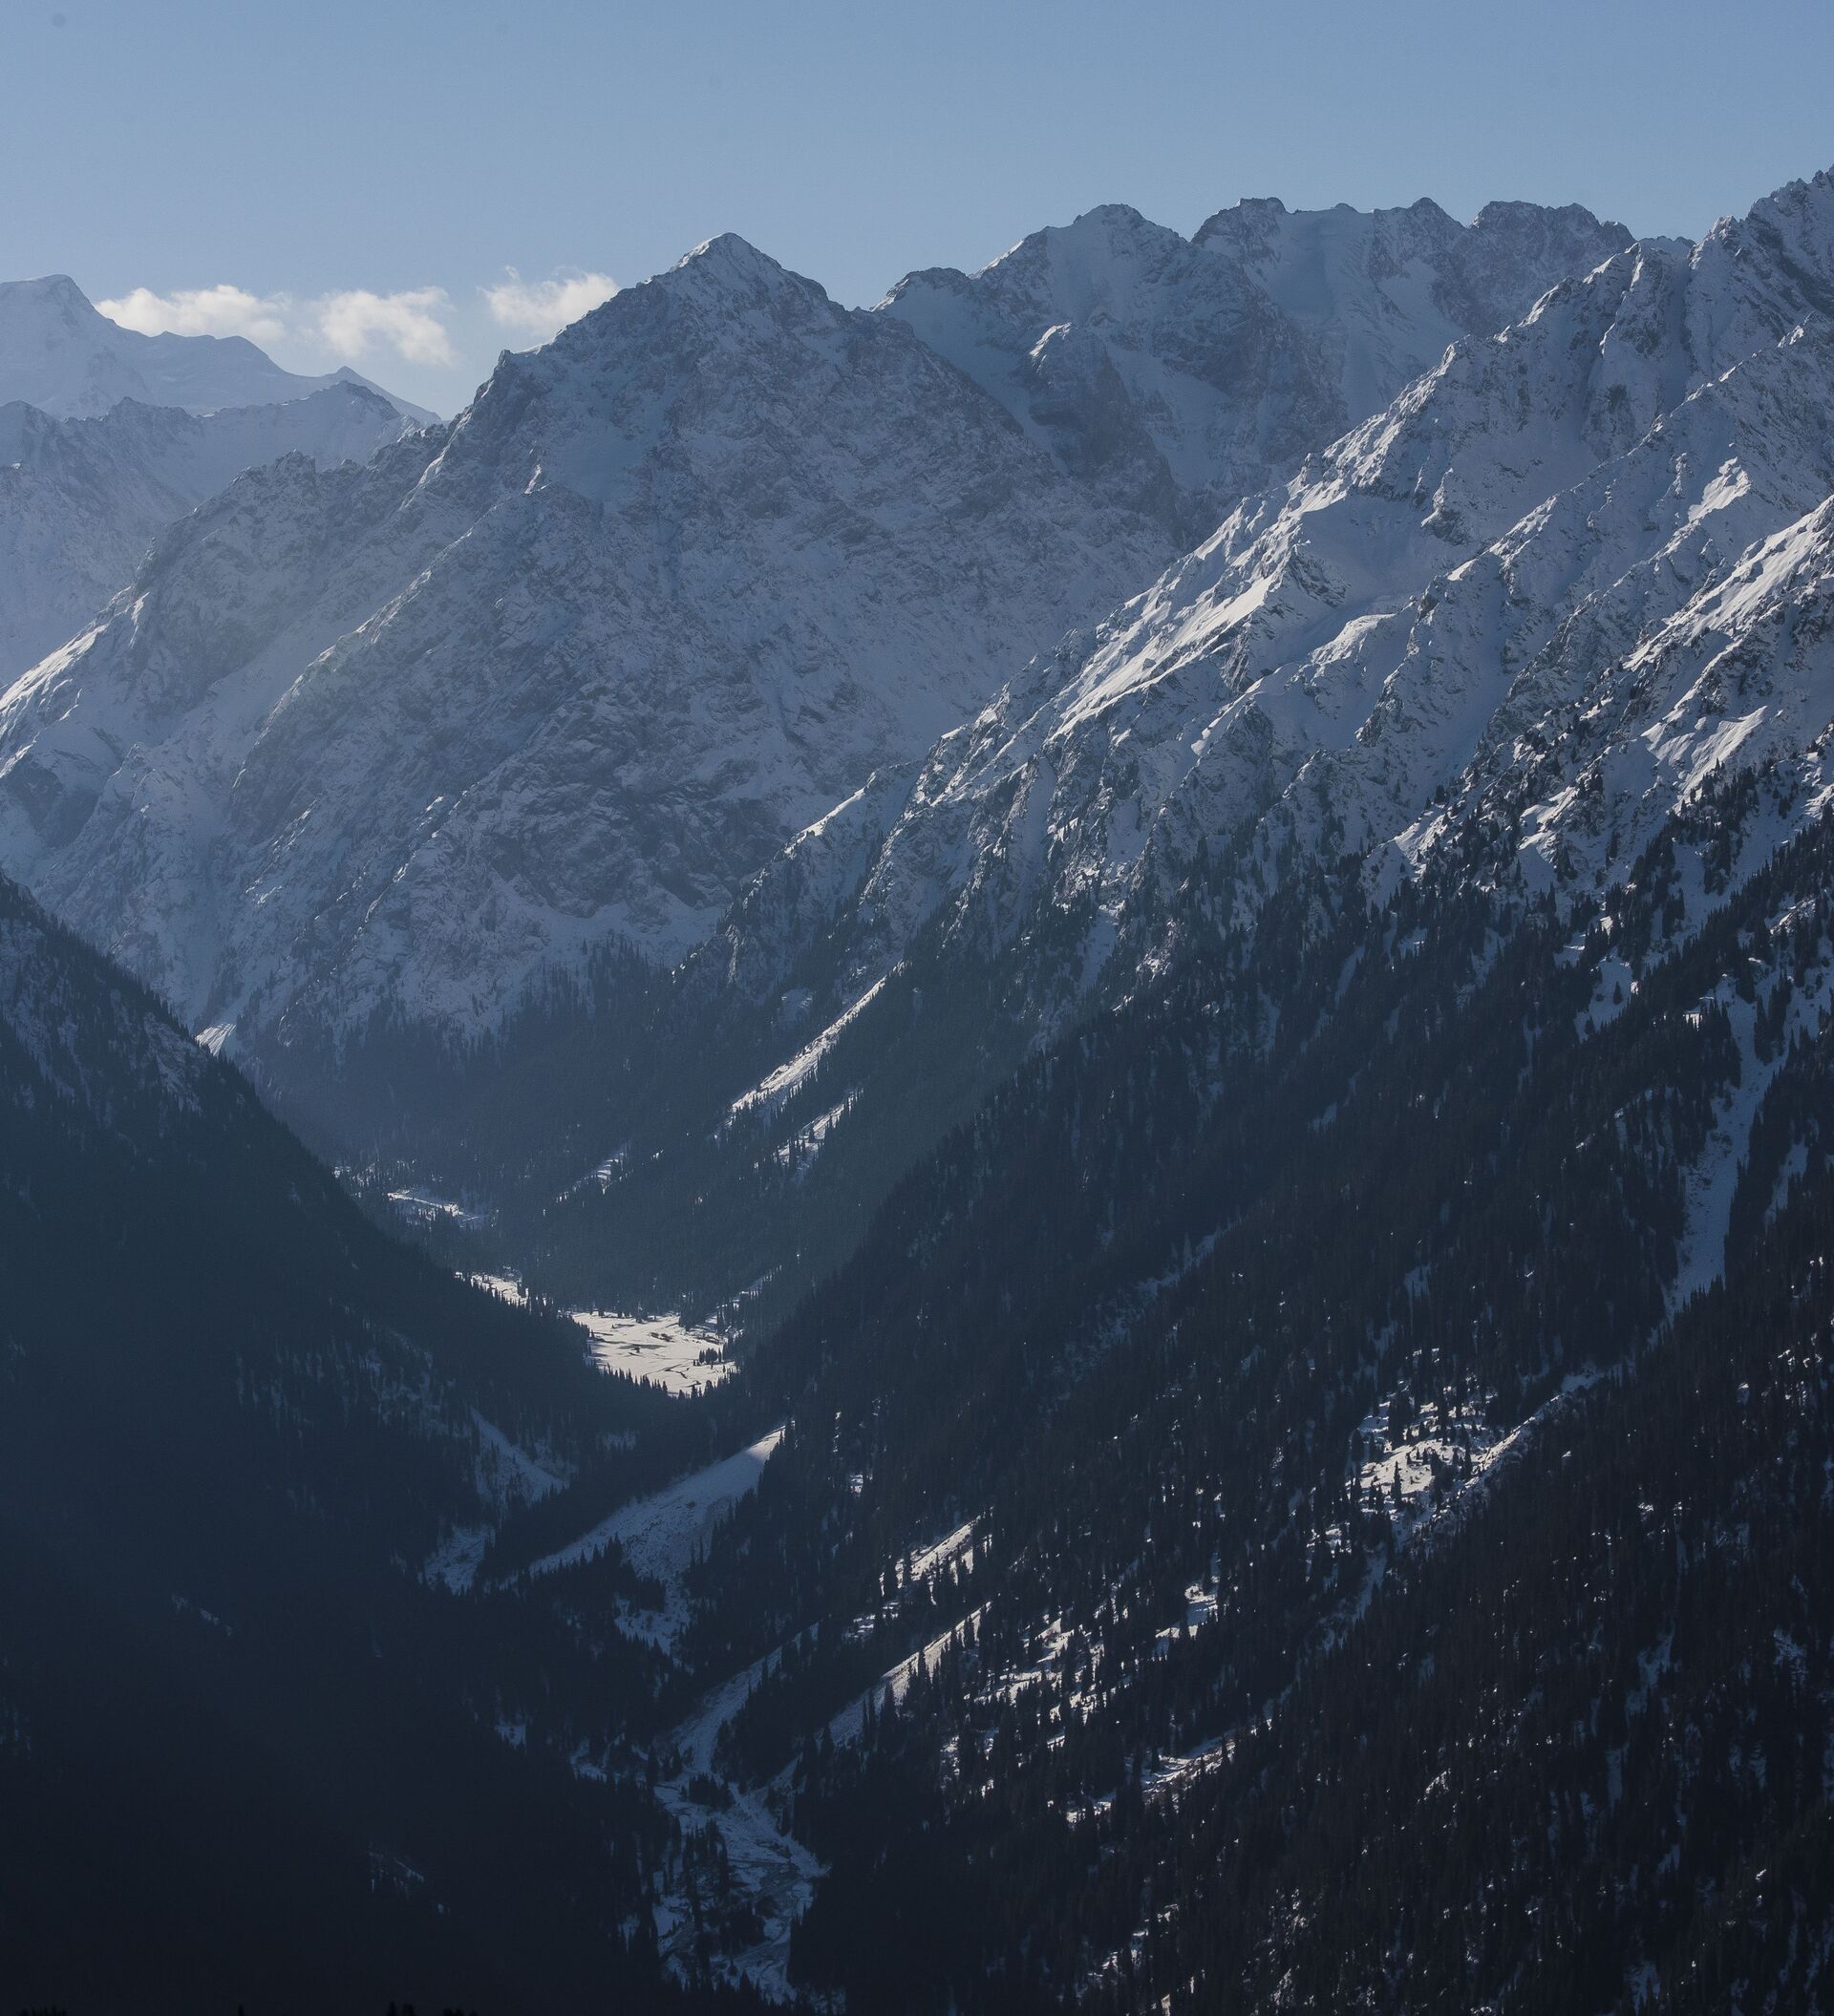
[511, 1425, 993, 1995]
[646, 1654, 823, 1999]
[530, 1428, 782, 1647]
[526, 1427, 821, 1994]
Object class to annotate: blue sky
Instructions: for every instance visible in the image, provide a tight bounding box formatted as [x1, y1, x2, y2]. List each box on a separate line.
[4, 0, 1831, 414]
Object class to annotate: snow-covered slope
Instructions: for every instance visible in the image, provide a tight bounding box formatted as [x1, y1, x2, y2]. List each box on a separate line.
[0, 384, 416, 679]
[0, 235, 1169, 1039]
[881, 197, 1629, 540]
[740, 169, 1834, 1023]
[0, 273, 431, 422]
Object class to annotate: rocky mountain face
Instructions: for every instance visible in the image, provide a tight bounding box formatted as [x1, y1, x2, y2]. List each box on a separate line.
[5, 169, 1831, 1315]
[0, 273, 431, 420]
[0, 275, 427, 724]
[0, 234, 1176, 1043]
[0, 383, 416, 678]
[464, 164, 1834, 1317]
[0, 197, 1632, 1103]
[881, 195, 1630, 541]
[722, 168, 1834, 1092]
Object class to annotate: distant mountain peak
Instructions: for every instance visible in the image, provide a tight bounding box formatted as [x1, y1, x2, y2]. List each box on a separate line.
[1713, 160, 1834, 268]
[679, 229, 771, 268]
[0, 374, 418, 680]
[0, 209, 1171, 1042]
[0, 271, 113, 343]
[0, 268, 430, 422]
[1469, 196, 1625, 235]
[885, 189, 1631, 537]
[1061, 202, 1158, 234]
[7, 271, 92, 308]
[987, 202, 1188, 273]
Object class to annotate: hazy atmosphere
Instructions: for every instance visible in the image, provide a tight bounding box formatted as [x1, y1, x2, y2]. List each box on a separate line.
[8, 4, 1834, 2009]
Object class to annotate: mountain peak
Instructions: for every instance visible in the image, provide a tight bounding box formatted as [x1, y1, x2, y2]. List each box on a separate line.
[1188, 196, 1298, 251]
[1042, 202, 1186, 262]
[1192, 193, 1463, 252]
[1699, 161, 1834, 249]
[670, 233, 815, 302]
[955, 203, 1191, 307]
[6, 272, 94, 308]
[1689, 162, 1834, 338]
[1469, 197, 1626, 238]
[0, 270, 426, 421]
[0, 272, 104, 333]
[1066, 202, 1155, 233]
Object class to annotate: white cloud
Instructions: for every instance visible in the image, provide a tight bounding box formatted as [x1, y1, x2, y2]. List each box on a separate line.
[482, 267, 618, 342]
[312, 287, 456, 368]
[96, 281, 457, 370]
[96, 284, 291, 348]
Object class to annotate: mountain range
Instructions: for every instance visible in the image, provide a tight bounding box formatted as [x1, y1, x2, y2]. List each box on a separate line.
[882, 193, 1629, 539]
[0, 271, 434, 420]
[126, 159, 1827, 1331]
[756, 169, 1834, 1026]
[8, 162, 1834, 2013]
[0, 190, 1634, 1128]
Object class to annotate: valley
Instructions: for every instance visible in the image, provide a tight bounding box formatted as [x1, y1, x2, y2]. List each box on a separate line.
[7, 109, 1834, 2012]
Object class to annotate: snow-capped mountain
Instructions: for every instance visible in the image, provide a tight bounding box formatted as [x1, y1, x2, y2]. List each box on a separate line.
[12, 159, 1834, 2016]
[0, 383, 416, 679]
[740, 169, 1834, 1023]
[0, 273, 432, 421]
[0, 200, 1637, 1072]
[881, 196, 1630, 541]
[0, 235, 1172, 1039]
